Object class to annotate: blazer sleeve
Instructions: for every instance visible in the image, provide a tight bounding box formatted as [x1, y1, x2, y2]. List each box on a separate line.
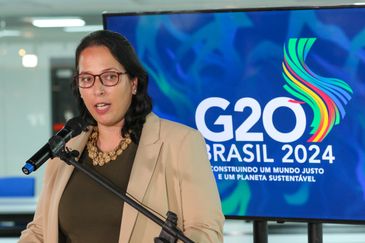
[177, 129, 225, 243]
[19, 181, 47, 242]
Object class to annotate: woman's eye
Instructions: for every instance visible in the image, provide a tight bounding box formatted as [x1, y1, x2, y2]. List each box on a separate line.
[105, 73, 117, 80]
[80, 76, 92, 82]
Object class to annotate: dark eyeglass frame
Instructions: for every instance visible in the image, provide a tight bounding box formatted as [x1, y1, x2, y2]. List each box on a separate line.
[74, 71, 128, 88]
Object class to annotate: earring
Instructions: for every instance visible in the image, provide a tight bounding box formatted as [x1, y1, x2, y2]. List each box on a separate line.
[132, 89, 137, 95]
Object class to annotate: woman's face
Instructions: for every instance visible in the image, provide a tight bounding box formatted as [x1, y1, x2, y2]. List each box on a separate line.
[78, 45, 137, 128]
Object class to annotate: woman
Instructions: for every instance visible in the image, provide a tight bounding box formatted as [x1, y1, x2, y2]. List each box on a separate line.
[19, 30, 224, 243]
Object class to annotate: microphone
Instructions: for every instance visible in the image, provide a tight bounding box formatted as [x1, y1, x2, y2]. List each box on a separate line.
[22, 116, 88, 175]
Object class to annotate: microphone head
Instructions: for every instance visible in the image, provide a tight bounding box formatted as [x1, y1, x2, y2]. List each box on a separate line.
[64, 116, 89, 138]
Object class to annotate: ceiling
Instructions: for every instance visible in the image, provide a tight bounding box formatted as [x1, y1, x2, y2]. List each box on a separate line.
[0, 0, 363, 17]
[0, 0, 363, 41]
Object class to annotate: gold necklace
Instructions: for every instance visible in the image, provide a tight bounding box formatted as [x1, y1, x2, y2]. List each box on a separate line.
[87, 127, 132, 166]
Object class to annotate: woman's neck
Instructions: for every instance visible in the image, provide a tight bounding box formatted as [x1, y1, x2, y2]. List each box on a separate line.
[96, 123, 124, 152]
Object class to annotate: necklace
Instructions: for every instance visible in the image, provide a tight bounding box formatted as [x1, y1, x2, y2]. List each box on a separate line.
[87, 127, 132, 166]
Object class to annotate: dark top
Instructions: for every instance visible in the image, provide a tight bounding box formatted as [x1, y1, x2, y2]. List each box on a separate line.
[58, 142, 137, 243]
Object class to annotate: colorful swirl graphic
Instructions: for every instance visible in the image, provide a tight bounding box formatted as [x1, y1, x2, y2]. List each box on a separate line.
[282, 38, 353, 142]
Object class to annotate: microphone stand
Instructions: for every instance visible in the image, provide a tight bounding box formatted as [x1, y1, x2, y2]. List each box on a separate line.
[53, 145, 194, 243]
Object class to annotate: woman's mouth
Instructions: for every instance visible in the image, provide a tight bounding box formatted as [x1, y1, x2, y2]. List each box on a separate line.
[94, 103, 111, 114]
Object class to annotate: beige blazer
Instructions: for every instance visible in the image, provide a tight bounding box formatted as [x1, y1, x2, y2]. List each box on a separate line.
[19, 113, 224, 243]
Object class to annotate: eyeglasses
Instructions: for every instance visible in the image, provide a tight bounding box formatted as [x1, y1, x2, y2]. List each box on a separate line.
[75, 71, 128, 88]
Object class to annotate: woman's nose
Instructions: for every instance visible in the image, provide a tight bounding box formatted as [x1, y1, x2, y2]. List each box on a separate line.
[93, 76, 105, 96]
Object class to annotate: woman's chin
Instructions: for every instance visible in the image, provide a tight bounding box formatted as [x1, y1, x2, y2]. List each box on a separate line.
[95, 117, 125, 128]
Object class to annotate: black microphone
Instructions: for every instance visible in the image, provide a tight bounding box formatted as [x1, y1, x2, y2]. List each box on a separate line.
[22, 116, 88, 175]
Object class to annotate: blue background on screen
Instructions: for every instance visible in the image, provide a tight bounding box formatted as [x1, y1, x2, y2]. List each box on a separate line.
[105, 7, 365, 222]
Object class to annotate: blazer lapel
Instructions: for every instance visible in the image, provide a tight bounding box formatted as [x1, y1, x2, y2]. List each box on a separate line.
[119, 113, 162, 243]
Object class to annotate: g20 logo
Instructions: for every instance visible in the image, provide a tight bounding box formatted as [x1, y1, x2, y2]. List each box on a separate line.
[196, 38, 353, 144]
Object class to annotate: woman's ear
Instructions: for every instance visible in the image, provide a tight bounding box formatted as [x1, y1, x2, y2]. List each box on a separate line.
[132, 78, 138, 95]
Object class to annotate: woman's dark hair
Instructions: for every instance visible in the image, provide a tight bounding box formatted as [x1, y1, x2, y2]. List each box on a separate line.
[72, 30, 152, 144]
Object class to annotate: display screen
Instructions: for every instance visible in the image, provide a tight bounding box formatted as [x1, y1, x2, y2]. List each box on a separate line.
[104, 6, 365, 223]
